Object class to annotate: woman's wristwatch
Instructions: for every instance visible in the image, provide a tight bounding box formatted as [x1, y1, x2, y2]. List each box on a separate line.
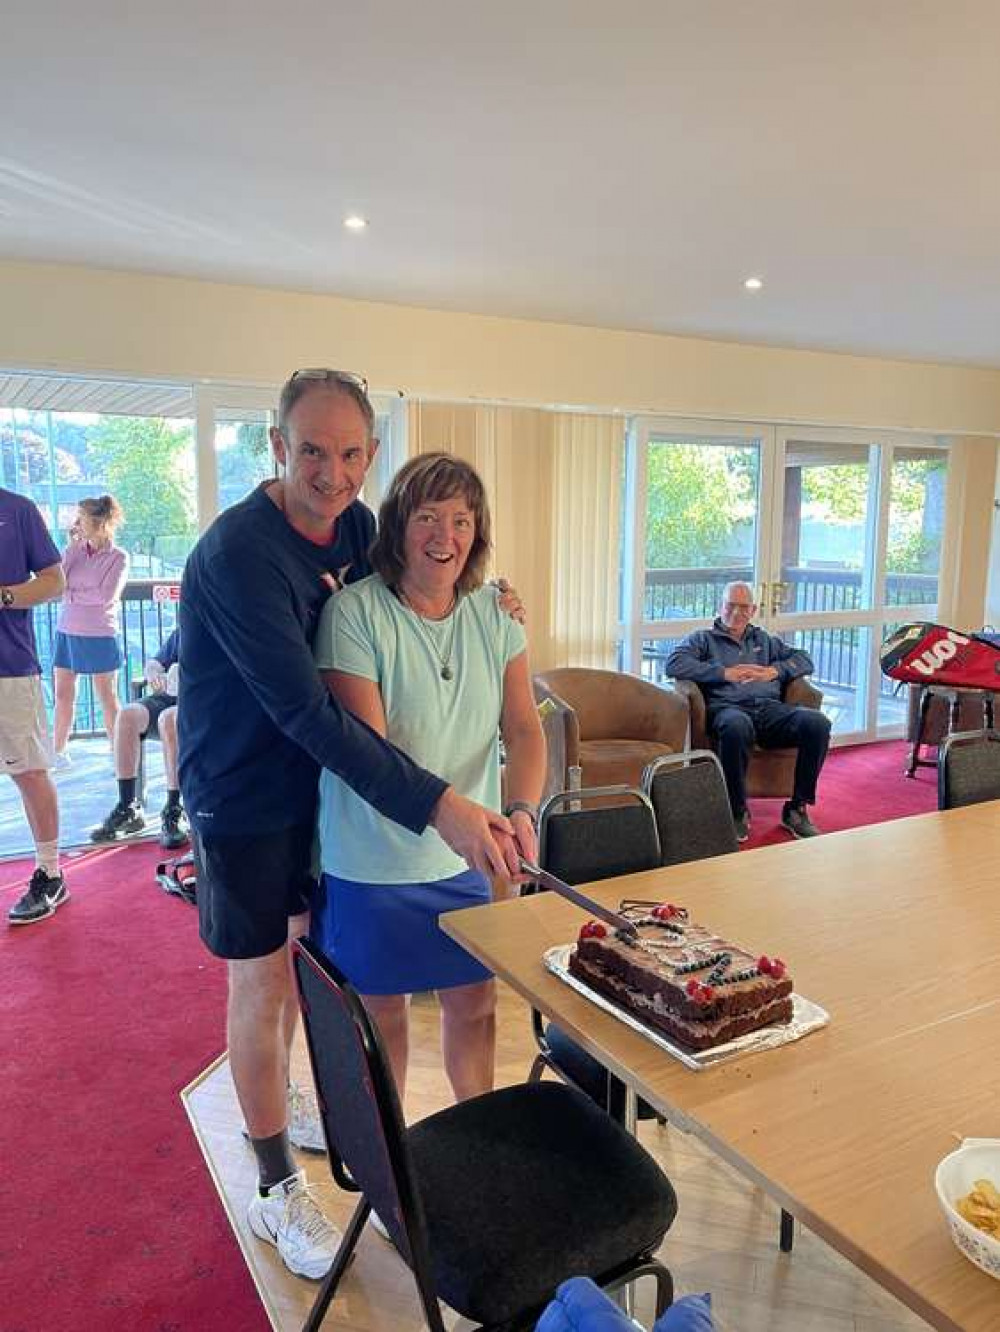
[0, 587, 14, 608]
[504, 800, 539, 831]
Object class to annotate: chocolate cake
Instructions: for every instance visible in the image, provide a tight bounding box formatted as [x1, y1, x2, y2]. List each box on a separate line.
[567, 901, 794, 1051]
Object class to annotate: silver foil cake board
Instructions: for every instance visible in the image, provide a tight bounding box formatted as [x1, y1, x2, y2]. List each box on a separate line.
[543, 943, 830, 1071]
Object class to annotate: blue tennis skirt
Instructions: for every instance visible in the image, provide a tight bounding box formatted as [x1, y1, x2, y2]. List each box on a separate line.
[53, 632, 122, 674]
[310, 868, 493, 995]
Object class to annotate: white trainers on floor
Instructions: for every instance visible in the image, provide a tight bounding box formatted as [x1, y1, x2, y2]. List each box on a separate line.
[247, 1169, 341, 1280]
[288, 1080, 326, 1154]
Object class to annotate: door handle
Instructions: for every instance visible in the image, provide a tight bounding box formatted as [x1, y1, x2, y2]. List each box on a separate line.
[770, 580, 789, 614]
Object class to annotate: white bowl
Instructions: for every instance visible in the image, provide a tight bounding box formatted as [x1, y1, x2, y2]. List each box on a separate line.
[935, 1138, 1000, 1280]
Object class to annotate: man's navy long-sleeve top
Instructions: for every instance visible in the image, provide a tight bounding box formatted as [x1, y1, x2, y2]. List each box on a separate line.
[178, 485, 447, 838]
[665, 619, 814, 709]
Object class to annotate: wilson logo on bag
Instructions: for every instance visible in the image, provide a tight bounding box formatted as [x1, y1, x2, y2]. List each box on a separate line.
[880, 623, 1000, 689]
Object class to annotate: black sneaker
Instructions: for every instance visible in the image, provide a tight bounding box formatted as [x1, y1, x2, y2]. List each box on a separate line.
[734, 810, 751, 843]
[781, 802, 821, 839]
[90, 800, 146, 843]
[159, 803, 189, 850]
[8, 869, 69, 925]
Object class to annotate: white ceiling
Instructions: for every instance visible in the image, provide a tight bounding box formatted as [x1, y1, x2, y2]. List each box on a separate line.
[3, 1, 1000, 367]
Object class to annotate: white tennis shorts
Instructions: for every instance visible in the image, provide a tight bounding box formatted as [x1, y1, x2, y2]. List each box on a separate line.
[0, 675, 53, 775]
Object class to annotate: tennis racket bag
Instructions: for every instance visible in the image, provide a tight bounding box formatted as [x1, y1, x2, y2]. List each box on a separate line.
[880, 622, 1000, 688]
[156, 851, 197, 905]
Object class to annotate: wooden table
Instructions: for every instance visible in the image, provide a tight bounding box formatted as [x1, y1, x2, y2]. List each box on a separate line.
[443, 804, 1000, 1332]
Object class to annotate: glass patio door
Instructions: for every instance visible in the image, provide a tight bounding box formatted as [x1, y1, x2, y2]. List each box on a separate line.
[621, 420, 769, 682]
[760, 429, 948, 742]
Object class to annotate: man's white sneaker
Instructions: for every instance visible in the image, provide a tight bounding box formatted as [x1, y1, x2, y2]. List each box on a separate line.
[288, 1081, 326, 1154]
[247, 1170, 341, 1280]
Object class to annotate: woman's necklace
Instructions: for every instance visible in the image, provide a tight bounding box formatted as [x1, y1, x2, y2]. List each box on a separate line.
[398, 587, 460, 681]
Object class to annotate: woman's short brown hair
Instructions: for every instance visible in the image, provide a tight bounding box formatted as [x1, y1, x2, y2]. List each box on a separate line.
[370, 453, 491, 595]
[78, 494, 124, 530]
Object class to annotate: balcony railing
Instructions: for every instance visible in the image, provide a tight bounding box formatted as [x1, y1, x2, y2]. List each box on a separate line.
[642, 565, 936, 695]
[32, 579, 181, 737]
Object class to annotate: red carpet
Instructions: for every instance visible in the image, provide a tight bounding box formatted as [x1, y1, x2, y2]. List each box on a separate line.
[741, 739, 936, 849]
[0, 841, 268, 1332]
[0, 741, 936, 1330]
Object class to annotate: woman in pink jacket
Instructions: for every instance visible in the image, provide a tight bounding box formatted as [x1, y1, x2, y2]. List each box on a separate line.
[52, 494, 128, 759]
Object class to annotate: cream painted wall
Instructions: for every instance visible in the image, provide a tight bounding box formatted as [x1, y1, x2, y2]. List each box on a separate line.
[2, 259, 999, 632]
[3, 261, 1000, 435]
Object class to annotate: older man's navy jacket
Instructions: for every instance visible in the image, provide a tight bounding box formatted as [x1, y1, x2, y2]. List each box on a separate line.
[665, 619, 814, 709]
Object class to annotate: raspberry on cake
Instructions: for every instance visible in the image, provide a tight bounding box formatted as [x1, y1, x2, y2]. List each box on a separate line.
[568, 901, 794, 1051]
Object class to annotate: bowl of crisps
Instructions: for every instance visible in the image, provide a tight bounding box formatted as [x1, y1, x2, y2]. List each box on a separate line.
[935, 1137, 1000, 1279]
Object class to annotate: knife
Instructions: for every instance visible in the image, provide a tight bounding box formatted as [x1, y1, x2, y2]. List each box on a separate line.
[519, 859, 640, 940]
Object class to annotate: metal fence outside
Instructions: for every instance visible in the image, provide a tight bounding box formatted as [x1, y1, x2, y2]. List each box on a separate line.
[641, 565, 935, 696]
[32, 580, 180, 736]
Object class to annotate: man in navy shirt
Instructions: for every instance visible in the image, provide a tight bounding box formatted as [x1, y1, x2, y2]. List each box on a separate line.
[179, 370, 520, 1280]
[1, 488, 68, 925]
[666, 580, 830, 842]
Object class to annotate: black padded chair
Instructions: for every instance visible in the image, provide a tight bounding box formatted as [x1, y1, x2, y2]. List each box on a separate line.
[641, 751, 795, 1255]
[292, 938, 676, 1332]
[528, 785, 663, 1128]
[938, 729, 1000, 809]
[642, 750, 738, 866]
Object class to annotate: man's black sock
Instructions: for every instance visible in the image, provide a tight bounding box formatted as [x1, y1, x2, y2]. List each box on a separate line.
[252, 1130, 297, 1192]
[118, 777, 138, 806]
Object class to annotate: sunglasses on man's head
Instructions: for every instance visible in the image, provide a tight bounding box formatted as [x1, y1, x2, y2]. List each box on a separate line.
[290, 368, 370, 396]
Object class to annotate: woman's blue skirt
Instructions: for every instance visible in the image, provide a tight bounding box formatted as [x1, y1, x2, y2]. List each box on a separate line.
[53, 632, 122, 674]
[310, 868, 493, 995]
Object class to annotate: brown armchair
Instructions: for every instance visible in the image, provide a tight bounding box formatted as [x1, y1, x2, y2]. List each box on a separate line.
[533, 667, 688, 800]
[673, 675, 824, 799]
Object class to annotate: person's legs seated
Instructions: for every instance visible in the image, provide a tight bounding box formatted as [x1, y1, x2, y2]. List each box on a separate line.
[195, 822, 339, 1279]
[91, 701, 150, 841]
[156, 705, 188, 849]
[708, 705, 755, 841]
[438, 977, 496, 1102]
[755, 701, 832, 837]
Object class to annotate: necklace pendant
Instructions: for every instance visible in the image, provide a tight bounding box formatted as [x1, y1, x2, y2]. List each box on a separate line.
[440, 665, 454, 681]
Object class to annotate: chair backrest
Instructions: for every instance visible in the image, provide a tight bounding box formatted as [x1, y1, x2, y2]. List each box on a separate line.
[538, 785, 661, 885]
[292, 939, 434, 1281]
[642, 751, 738, 865]
[534, 667, 687, 748]
[938, 729, 1000, 809]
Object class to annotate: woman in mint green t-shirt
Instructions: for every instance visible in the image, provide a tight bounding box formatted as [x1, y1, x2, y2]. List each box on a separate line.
[311, 453, 545, 1105]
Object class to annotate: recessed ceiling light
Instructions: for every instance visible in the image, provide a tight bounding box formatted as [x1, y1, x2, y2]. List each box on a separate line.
[343, 215, 368, 231]
[744, 276, 763, 291]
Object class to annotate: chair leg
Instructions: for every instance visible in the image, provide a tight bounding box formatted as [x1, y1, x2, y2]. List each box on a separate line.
[528, 1052, 547, 1083]
[412, 1279, 449, 1332]
[603, 1258, 674, 1318]
[303, 1198, 368, 1332]
[779, 1208, 795, 1252]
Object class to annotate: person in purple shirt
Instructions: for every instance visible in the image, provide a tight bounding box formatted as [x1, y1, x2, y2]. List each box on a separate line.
[0, 488, 69, 925]
[52, 493, 128, 761]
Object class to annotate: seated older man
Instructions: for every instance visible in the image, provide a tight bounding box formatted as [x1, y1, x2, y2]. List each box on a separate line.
[665, 581, 831, 842]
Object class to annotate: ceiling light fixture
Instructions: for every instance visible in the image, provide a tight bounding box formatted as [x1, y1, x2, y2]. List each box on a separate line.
[744, 276, 763, 291]
[343, 215, 368, 231]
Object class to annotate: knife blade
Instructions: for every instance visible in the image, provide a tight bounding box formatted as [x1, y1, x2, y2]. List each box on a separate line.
[519, 859, 640, 939]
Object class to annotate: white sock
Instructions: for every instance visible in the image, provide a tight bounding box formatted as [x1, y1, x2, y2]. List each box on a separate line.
[35, 840, 60, 877]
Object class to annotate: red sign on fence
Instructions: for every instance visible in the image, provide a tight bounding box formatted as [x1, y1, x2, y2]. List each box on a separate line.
[152, 583, 181, 604]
